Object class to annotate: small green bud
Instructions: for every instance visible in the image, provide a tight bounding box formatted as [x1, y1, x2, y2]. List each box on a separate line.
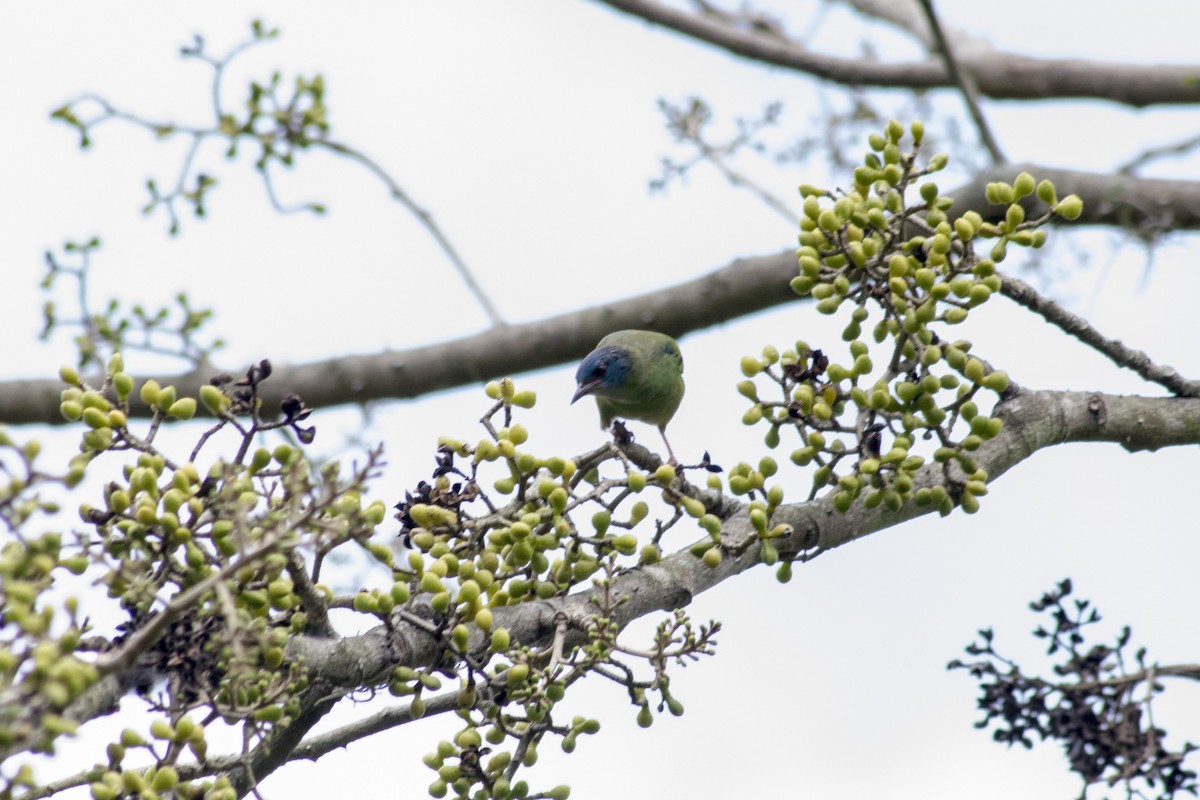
[1036, 179, 1057, 206]
[166, 397, 195, 420]
[113, 373, 134, 401]
[910, 120, 925, 144]
[964, 357, 985, 383]
[681, 496, 705, 518]
[985, 182, 1015, 205]
[451, 624, 470, 652]
[79, 407, 111, 432]
[506, 662, 529, 686]
[1055, 194, 1083, 220]
[1012, 171, 1036, 199]
[149, 720, 174, 740]
[474, 607, 493, 631]
[636, 705, 654, 728]
[1005, 203, 1025, 231]
[199, 384, 227, 415]
[982, 370, 1010, 393]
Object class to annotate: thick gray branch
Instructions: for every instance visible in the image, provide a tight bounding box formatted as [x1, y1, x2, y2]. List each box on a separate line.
[774, 389, 1200, 554]
[6, 251, 799, 424]
[58, 389, 1200, 740]
[594, 0, 1200, 106]
[289, 389, 1200, 693]
[6, 162, 1200, 426]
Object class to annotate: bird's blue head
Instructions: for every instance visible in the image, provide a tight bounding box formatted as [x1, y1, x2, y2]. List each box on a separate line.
[571, 345, 631, 404]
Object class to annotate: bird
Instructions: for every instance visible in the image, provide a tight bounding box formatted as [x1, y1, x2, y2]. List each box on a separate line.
[572, 329, 685, 464]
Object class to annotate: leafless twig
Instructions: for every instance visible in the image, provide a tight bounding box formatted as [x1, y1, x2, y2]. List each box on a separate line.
[916, 0, 1005, 165]
[1000, 275, 1200, 397]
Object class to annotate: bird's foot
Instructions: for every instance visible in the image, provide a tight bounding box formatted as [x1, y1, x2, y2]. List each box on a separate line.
[609, 420, 635, 446]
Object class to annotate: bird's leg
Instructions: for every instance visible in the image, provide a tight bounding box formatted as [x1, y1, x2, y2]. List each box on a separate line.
[658, 426, 679, 467]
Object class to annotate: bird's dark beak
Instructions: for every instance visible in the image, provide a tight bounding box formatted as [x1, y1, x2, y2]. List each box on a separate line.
[571, 381, 600, 404]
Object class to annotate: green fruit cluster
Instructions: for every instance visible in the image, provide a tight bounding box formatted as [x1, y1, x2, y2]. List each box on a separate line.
[405, 380, 666, 624]
[739, 121, 1081, 516]
[422, 712, 585, 799]
[391, 380, 723, 799]
[0, 531, 94, 762]
[36, 351, 392, 792]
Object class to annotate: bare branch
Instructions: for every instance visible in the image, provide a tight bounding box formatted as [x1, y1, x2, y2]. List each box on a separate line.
[1118, 131, 1200, 175]
[320, 140, 504, 326]
[836, 0, 935, 47]
[5, 248, 800, 425]
[1000, 275, 1200, 398]
[591, 0, 1200, 106]
[916, 0, 1005, 164]
[1053, 663, 1200, 693]
[281, 390, 1200, 696]
[9, 159, 1200, 427]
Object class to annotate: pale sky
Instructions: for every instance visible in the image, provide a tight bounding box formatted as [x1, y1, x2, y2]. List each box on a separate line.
[3, 3, 1200, 799]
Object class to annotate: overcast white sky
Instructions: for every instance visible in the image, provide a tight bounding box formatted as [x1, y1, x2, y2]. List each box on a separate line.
[3, 3, 1200, 799]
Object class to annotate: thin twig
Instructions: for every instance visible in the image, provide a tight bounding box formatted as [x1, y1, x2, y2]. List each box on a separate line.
[320, 140, 505, 327]
[704, 150, 799, 223]
[916, 0, 1005, 165]
[60, 27, 506, 329]
[1118, 131, 1200, 174]
[1039, 662, 1200, 694]
[1000, 275, 1200, 397]
[289, 689, 461, 761]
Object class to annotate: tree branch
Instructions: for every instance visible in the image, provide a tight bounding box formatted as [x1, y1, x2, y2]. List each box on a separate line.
[5, 168, 1199, 426]
[916, 0, 1006, 164]
[836, 0, 936, 48]
[592, 0, 1200, 106]
[1000, 276, 1200, 397]
[7, 249, 800, 425]
[283, 390, 1200, 695]
[319, 139, 504, 327]
[1052, 663, 1200, 693]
